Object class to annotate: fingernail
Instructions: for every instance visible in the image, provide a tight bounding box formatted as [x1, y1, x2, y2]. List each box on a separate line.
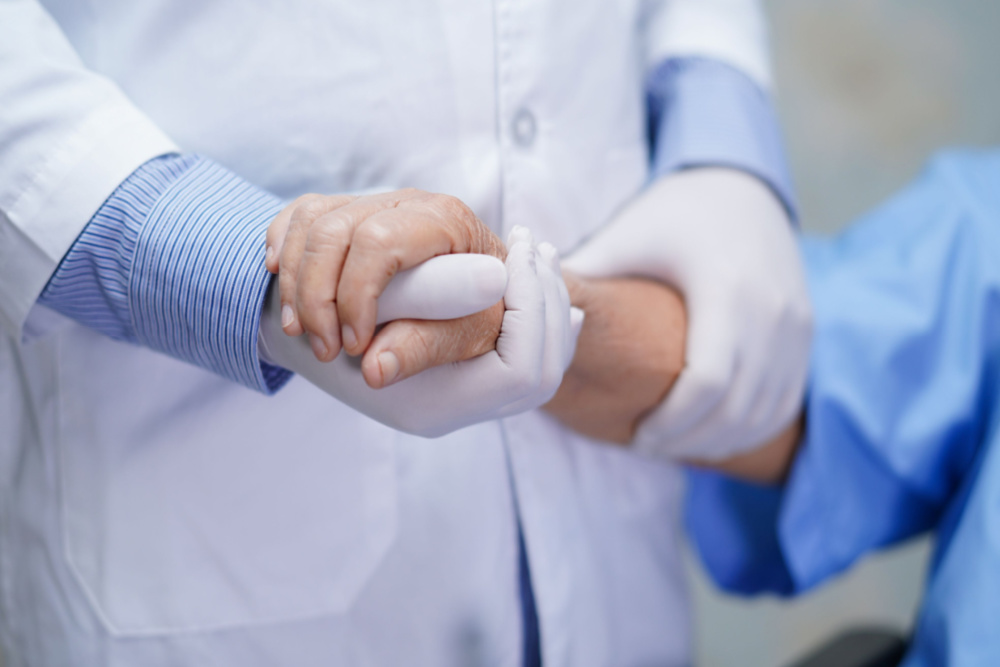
[507, 226, 532, 247]
[341, 324, 357, 350]
[538, 242, 558, 265]
[265, 245, 275, 266]
[378, 351, 400, 385]
[281, 304, 295, 329]
[309, 334, 329, 360]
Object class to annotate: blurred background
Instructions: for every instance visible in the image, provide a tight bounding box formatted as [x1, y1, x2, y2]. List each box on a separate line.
[2, 4, 993, 667]
[685, 0, 1000, 665]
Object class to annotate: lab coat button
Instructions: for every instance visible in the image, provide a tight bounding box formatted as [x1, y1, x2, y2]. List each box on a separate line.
[512, 109, 537, 147]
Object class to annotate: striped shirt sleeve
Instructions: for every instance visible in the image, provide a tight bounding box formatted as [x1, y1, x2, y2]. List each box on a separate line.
[647, 57, 797, 221]
[38, 153, 292, 394]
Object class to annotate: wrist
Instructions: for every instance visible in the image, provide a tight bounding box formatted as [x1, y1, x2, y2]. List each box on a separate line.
[546, 275, 687, 444]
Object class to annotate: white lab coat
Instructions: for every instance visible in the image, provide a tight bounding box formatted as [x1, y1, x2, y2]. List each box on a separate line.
[0, 1, 770, 665]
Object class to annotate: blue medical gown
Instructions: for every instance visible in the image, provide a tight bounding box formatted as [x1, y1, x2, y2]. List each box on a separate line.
[685, 151, 1000, 666]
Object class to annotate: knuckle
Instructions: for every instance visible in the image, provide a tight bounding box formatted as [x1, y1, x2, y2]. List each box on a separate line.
[396, 187, 423, 199]
[296, 293, 332, 325]
[431, 193, 472, 222]
[307, 215, 353, 249]
[445, 196, 477, 227]
[296, 289, 324, 313]
[435, 193, 466, 213]
[468, 308, 502, 355]
[294, 193, 324, 207]
[291, 194, 328, 221]
[355, 219, 395, 249]
[297, 277, 331, 311]
[398, 326, 436, 367]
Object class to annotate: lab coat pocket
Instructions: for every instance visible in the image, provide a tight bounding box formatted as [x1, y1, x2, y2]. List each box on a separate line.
[55, 332, 398, 636]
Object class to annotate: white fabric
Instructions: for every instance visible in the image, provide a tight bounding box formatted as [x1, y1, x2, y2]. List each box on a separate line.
[564, 168, 813, 460]
[0, 0, 177, 337]
[260, 236, 583, 437]
[0, 1, 767, 665]
[642, 0, 772, 88]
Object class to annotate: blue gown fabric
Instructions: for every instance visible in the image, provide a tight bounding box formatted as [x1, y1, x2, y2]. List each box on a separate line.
[685, 150, 1000, 666]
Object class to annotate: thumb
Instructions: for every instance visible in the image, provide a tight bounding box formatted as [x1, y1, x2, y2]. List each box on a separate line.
[360, 301, 505, 389]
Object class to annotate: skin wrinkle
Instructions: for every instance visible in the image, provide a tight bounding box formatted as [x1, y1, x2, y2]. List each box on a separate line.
[266, 188, 506, 387]
[336, 196, 502, 357]
[267, 189, 805, 465]
[543, 274, 688, 444]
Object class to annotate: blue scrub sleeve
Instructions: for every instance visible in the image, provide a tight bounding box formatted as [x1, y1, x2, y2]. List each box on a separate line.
[686, 150, 1000, 596]
[647, 57, 797, 221]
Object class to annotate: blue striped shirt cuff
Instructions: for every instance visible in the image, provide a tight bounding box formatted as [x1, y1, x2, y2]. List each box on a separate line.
[40, 154, 292, 394]
[648, 57, 797, 221]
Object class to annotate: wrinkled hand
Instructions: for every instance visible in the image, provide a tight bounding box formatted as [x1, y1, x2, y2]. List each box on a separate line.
[544, 274, 686, 444]
[563, 168, 812, 460]
[265, 189, 506, 387]
[260, 227, 583, 437]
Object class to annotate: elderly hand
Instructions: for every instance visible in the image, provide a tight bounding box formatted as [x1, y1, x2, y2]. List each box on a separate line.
[544, 274, 686, 444]
[265, 189, 506, 388]
[260, 227, 583, 437]
[563, 168, 812, 460]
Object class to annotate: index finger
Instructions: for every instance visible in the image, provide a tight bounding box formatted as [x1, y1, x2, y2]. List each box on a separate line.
[291, 194, 406, 358]
[265, 194, 354, 274]
[336, 196, 489, 355]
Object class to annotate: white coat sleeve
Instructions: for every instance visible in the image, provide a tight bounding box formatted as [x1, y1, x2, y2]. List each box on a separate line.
[0, 0, 177, 338]
[640, 0, 771, 88]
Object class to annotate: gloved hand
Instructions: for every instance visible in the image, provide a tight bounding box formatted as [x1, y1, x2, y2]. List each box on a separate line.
[563, 168, 812, 460]
[260, 228, 584, 438]
[265, 188, 509, 381]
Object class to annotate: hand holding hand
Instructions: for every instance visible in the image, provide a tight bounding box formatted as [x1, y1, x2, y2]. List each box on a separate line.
[265, 189, 507, 387]
[260, 227, 583, 437]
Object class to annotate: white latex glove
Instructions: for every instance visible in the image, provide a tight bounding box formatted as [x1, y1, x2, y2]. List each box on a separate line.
[563, 168, 812, 460]
[260, 228, 584, 438]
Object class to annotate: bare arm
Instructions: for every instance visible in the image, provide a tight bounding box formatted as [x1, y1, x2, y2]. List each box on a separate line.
[543, 273, 686, 444]
[545, 271, 804, 484]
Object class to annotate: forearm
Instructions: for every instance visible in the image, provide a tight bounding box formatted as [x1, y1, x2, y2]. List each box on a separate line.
[549, 268, 807, 472]
[544, 274, 686, 444]
[686, 413, 804, 485]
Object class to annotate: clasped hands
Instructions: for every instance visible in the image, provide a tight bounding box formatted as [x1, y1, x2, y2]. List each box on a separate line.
[259, 187, 683, 442]
[259, 168, 811, 468]
[259, 188, 585, 437]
